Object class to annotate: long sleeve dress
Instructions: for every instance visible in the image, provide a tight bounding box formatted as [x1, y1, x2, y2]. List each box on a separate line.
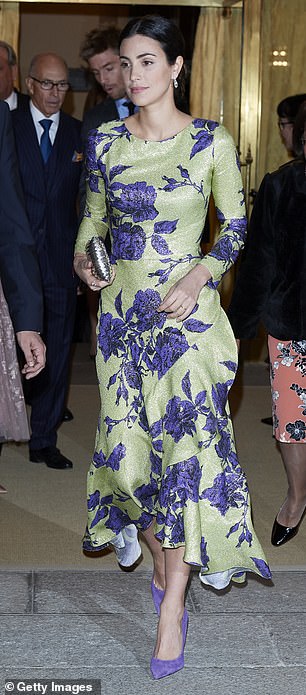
[75, 118, 271, 590]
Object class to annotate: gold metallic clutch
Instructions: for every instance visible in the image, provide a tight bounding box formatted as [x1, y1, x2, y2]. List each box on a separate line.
[85, 236, 112, 283]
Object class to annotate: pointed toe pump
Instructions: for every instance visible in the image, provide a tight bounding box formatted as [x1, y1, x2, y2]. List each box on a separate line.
[271, 517, 299, 546]
[150, 609, 189, 680]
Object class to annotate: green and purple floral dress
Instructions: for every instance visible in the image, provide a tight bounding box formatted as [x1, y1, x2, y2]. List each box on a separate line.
[75, 118, 271, 589]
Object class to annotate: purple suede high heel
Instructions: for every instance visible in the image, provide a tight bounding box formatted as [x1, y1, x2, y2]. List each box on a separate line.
[150, 608, 189, 680]
[150, 578, 165, 615]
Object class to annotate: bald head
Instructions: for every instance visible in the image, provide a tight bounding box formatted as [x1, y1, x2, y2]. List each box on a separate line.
[29, 52, 68, 78]
[26, 53, 69, 117]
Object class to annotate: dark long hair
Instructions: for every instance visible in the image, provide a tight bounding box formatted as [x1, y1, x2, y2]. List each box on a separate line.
[292, 101, 306, 159]
[277, 94, 306, 120]
[119, 15, 186, 105]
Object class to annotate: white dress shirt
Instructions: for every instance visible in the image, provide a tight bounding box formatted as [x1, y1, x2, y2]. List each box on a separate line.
[30, 101, 60, 145]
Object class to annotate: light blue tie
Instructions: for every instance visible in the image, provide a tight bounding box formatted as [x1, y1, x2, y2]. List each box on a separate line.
[39, 119, 52, 163]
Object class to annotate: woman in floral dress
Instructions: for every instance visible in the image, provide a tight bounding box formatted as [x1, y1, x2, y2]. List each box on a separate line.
[74, 14, 270, 679]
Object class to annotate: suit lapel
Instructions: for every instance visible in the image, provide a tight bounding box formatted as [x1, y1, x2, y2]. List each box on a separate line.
[45, 112, 70, 198]
[17, 110, 46, 193]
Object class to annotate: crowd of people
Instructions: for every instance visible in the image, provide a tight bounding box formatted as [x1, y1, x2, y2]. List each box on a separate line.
[0, 14, 305, 679]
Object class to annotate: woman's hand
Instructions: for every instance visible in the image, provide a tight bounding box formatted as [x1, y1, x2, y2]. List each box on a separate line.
[73, 253, 116, 291]
[157, 264, 211, 321]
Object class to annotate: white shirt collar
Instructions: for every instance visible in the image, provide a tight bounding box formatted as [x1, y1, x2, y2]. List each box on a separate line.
[30, 101, 60, 143]
[4, 90, 17, 111]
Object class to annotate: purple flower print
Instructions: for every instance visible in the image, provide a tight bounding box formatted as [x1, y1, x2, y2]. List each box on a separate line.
[112, 222, 146, 261]
[229, 217, 247, 241]
[215, 430, 232, 461]
[150, 450, 162, 476]
[156, 509, 185, 544]
[190, 121, 218, 159]
[85, 130, 100, 171]
[93, 443, 126, 471]
[151, 219, 178, 254]
[209, 236, 235, 263]
[152, 328, 190, 379]
[203, 411, 218, 435]
[88, 494, 113, 525]
[98, 312, 126, 362]
[134, 476, 159, 513]
[212, 382, 231, 416]
[109, 181, 158, 222]
[215, 211, 247, 241]
[132, 289, 166, 332]
[159, 457, 202, 510]
[138, 406, 149, 433]
[201, 470, 245, 516]
[124, 361, 141, 389]
[170, 513, 185, 544]
[89, 507, 109, 528]
[105, 506, 131, 534]
[164, 396, 198, 442]
[87, 490, 100, 511]
[87, 173, 100, 195]
[154, 220, 178, 235]
[200, 537, 210, 567]
[251, 557, 272, 579]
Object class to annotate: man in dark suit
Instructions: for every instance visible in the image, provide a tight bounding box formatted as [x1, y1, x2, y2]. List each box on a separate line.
[0, 101, 45, 376]
[12, 53, 83, 470]
[80, 27, 133, 140]
[0, 41, 29, 111]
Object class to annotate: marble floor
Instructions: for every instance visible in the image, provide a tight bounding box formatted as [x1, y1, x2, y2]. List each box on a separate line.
[1, 569, 306, 694]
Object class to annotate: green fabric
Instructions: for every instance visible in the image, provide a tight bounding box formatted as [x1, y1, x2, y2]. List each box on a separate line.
[76, 119, 271, 588]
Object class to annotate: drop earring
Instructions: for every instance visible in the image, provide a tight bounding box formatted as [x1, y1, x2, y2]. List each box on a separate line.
[173, 77, 178, 89]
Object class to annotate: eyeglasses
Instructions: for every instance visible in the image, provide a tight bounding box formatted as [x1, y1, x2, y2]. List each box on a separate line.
[29, 76, 70, 91]
[278, 120, 293, 130]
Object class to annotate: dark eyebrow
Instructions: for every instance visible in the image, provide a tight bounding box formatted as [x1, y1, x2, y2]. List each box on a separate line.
[92, 61, 114, 70]
[120, 52, 157, 60]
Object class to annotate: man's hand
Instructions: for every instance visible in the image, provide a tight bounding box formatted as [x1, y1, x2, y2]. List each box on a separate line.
[16, 331, 46, 379]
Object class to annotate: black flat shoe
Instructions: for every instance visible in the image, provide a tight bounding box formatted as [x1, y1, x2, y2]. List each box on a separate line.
[271, 518, 299, 546]
[29, 446, 73, 469]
